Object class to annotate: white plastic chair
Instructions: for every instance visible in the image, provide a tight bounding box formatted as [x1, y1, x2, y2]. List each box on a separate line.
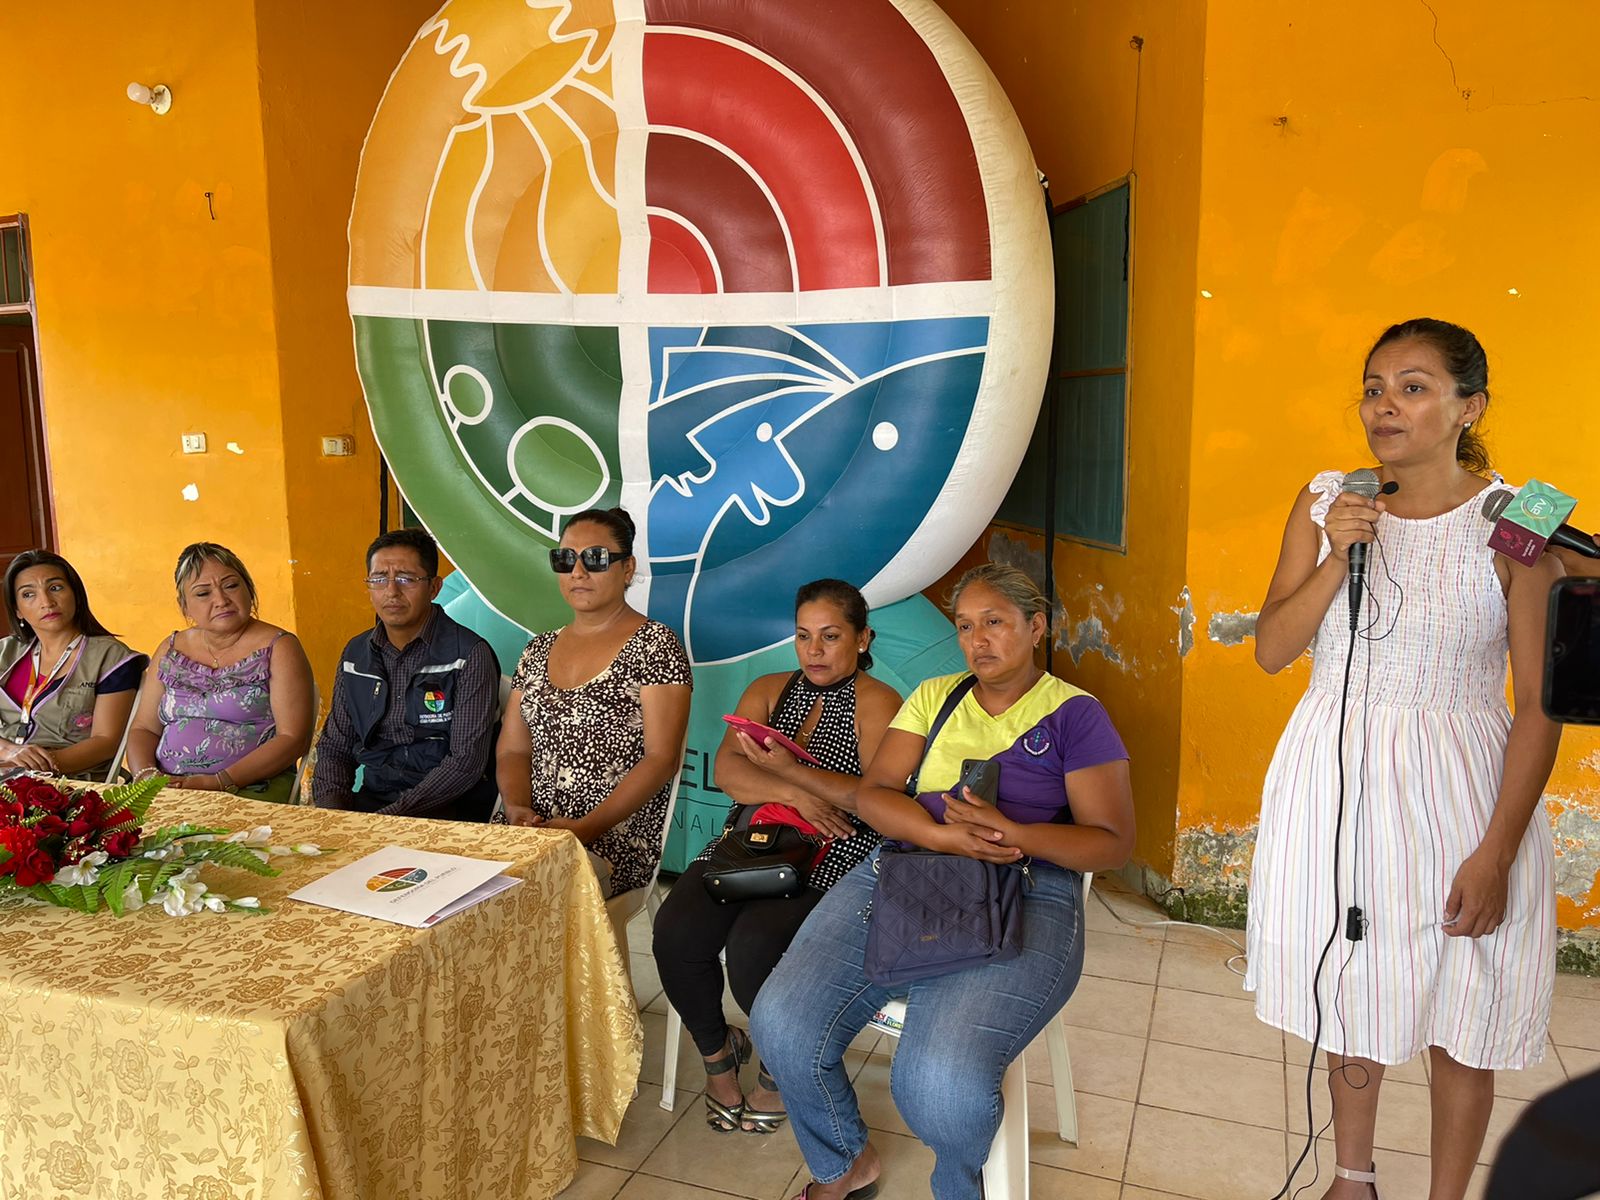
[289, 681, 320, 803]
[488, 675, 515, 821]
[603, 764, 683, 986]
[102, 680, 145, 784]
[863, 871, 1095, 1199]
[659, 871, 1093, 1153]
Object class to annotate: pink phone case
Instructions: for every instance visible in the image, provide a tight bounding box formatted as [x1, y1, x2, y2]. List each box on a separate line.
[722, 714, 823, 765]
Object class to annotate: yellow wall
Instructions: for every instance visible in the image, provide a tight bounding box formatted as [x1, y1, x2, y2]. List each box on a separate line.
[938, 0, 1599, 942]
[254, 0, 444, 689]
[1180, 0, 1600, 934]
[2, 1, 437, 705]
[935, 0, 1208, 876]
[4, 1, 291, 651]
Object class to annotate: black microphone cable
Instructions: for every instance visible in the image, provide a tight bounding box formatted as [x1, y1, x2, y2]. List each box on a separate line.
[1273, 523, 1401, 1200]
[1271, 614, 1360, 1200]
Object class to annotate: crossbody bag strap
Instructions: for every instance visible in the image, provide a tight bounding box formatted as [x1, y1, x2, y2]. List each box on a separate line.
[906, 674, 977, 795]
[719, 669, 808, 837]
[770, 668, 805, 716]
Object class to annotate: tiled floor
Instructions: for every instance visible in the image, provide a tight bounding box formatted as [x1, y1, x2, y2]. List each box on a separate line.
[564, 877, 1600, 1200]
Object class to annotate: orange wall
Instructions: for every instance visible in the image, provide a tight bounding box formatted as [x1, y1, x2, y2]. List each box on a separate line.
[935, 0, 1208, 876]
[254, 0, 442, 691]
[1179, 0, 1600, 932]
[3, 1, 436, 706]
[3, 1, 291, 655]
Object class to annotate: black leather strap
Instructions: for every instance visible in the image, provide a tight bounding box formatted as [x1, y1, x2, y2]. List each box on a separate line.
[906, 674, 977, 794]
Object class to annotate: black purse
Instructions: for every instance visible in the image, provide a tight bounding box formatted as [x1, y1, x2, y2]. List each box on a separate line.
[701, 820, 817, 902]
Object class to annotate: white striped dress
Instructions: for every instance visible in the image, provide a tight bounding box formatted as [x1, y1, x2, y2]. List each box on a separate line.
[1245, 471, 1555, 1070]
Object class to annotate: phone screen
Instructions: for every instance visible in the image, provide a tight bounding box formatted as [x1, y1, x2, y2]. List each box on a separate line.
[1544, 578, 1600, 724]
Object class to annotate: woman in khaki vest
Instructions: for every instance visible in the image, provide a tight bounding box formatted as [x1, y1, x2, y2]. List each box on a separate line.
[0, 551, 147, 779]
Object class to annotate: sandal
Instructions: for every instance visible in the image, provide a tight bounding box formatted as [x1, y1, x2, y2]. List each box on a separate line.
[741, 1064, 788, 1134]
[702, 1026, 752, 1133]
[1334, 1162, 1379, 1198]
[795, 1183, 879, 1199]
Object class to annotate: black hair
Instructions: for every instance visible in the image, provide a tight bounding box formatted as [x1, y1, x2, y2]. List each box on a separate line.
[5, 550, 114, 640]
[794, 578, 874, 670]
[1365, 317, 1491, 474]
[562, 507, 636, 557]
[366, 527, 440, 577]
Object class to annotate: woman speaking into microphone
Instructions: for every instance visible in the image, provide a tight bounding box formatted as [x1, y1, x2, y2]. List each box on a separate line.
[1246, 318, 1562, 1200]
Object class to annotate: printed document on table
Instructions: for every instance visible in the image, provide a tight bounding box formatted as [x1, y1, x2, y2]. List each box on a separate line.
[288, 845, 520, 927]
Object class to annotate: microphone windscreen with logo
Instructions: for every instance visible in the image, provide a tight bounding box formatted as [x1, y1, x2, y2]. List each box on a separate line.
[1343, 468, 1382, 500]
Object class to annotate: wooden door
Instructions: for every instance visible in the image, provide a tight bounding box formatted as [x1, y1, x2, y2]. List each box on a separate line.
[0, 323, 51, 566]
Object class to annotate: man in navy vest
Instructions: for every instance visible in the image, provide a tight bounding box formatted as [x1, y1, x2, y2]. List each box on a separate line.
[312, 529, 501, 820]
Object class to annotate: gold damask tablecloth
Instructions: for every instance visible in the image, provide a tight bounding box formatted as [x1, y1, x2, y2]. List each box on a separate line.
[0, 791, 642, 1200]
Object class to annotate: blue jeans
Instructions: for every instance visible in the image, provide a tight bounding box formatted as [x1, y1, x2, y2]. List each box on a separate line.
[750, 850, 1085, 1199]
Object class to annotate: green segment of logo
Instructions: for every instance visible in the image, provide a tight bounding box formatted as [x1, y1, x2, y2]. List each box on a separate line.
[353, 315, 624, 634]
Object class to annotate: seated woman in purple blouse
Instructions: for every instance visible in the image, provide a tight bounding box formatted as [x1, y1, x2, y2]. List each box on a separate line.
[126, 544, 314, 803]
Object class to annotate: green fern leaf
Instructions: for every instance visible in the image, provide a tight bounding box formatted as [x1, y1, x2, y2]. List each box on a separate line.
[190, 843, 280, 877]
[98, 774, 169, 826]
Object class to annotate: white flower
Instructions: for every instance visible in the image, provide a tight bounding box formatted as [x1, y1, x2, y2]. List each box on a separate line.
[142, 846, 173, 860]
[266, 845, 294, 857]
[225, 826, 273, 846]
[55, 852, 108, 887]
[233, 897, 260, 909]
[161, 876, 208, 917]
[202, 895, 229, 913]
[120, 884, 145, 912]
[290, 844, 323, 857]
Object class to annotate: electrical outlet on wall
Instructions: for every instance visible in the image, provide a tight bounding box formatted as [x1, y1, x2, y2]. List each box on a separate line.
[321, 436, 355, 457]
[181, 433, 207, 454]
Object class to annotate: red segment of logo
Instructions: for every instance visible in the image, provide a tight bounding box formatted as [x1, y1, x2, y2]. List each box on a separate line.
[646, 138, 793, 292]
[644, 30, 878, 292]
[644, 0, 991, 287]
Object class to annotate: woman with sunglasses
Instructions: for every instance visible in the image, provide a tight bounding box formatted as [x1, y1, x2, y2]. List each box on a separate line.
[495, 507, 692, 898]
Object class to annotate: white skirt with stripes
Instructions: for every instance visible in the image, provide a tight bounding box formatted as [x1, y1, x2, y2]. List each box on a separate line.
[1245, 473, 1556, 1071]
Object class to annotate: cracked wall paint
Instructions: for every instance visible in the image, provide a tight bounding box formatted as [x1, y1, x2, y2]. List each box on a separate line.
[988, 529, 1128, 670]
[1063, 614, 1123, 667]
[1552, 797, 1600, 920]
[1208, 610, 1258, 646]
[1173, 587, 1194, 657]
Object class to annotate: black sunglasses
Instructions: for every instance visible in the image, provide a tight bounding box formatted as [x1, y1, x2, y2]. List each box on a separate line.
[549, 546, 628, 574]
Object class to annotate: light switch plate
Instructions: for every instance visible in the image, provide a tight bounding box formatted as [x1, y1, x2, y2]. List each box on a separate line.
[181, 433, 207, 454]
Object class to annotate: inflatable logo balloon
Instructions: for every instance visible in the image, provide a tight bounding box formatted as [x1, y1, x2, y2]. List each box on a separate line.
[349, 0, 1051, 662]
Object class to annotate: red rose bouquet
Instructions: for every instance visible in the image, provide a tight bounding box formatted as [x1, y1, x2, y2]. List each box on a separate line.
[0, 774, 321, 916]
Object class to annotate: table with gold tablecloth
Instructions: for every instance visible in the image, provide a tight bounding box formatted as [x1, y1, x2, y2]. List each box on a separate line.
[0, 791, 642, 1200]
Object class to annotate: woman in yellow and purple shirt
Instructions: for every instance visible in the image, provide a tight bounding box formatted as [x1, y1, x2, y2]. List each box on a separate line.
[752, 563, 1135, 1200]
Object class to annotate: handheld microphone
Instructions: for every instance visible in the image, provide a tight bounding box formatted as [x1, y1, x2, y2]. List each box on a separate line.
[1481, 486, 1600, 562]
[1342, 468, 1397, 630]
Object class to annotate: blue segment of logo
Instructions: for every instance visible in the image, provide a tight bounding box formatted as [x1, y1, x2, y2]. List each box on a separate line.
[645, 318, 989, 661]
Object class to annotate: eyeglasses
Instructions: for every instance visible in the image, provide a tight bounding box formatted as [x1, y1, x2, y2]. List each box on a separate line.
[364, 574, 433, 590]
[549, 546, 626, 574]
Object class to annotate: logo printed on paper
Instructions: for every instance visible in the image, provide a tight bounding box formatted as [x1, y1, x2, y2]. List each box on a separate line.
[367, 867, 428, 893]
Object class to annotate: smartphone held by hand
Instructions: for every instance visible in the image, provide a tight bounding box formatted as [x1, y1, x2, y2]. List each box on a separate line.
[954, 758, 1000, 804]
